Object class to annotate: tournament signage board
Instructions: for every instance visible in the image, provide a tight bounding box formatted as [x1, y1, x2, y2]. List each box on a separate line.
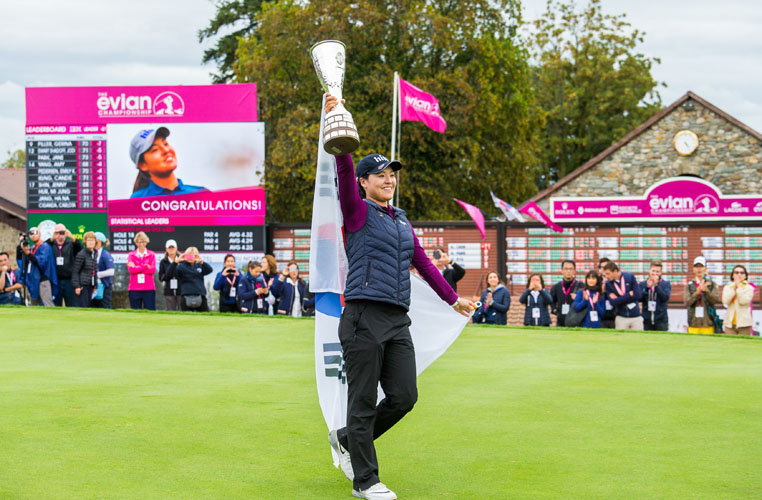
[25, 84, 265, 253]
[551, 177, 762, 223]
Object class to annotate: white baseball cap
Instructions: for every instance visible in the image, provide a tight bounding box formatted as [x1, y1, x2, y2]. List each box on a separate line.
[165, 239, 178, 249]
[693, 256, 707, 267]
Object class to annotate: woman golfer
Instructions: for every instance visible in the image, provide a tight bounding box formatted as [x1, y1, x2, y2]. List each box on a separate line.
[324, 94, 475, 500]
[129, 127, 207, 198]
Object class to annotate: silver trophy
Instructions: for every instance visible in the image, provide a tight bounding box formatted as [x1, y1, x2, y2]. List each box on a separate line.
[311, 40, 360, 155]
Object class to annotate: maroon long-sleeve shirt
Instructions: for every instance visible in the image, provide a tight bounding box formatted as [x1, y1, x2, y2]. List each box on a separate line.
[335, 154, 458, 306]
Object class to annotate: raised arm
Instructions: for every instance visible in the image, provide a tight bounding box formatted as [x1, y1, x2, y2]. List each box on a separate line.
[335, 154, 367, 233]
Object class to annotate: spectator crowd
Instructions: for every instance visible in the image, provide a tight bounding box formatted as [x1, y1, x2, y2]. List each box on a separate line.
[1, 226, 757, 335]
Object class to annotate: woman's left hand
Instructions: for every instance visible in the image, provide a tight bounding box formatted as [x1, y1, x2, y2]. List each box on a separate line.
[452, 297, 477, 317]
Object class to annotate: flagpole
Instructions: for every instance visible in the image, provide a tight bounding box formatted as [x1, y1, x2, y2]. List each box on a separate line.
[391, 71, 400, 207]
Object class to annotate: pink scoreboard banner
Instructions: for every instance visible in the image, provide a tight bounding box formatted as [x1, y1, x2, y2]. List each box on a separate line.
[550, 177, 762, 222]
[25, 84, 266, 252]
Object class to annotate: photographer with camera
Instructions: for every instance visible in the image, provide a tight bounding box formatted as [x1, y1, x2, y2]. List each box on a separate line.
[19, 226, 58, 306]
[430, 248, 466, 293]
[45, 223, 82, 307]
[213, 254, 241, 313]
[0, 251, 24, 305]
[168, 247, 213, 312]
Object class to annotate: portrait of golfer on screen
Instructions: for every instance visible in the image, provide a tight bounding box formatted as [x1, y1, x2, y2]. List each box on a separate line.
[129, 127, 208, 198]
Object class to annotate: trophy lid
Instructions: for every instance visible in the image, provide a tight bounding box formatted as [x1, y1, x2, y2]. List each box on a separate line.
[310, 40, 346, 55]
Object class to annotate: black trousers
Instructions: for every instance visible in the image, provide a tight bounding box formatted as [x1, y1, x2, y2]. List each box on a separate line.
[337, 300, 418, 491]
[643, 317, 669, 331]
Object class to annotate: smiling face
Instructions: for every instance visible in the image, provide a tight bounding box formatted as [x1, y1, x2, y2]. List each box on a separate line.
[487, 272, 499, 288]
[360, 166, 396, 205]
[649, 266, 662, 282]
[224, 256, 236, 269]
[138, 136, 177, 178]
[586, 274, 599, 288]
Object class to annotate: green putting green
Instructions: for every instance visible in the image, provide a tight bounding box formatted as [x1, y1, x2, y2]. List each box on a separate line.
[0, 308, 760, 499]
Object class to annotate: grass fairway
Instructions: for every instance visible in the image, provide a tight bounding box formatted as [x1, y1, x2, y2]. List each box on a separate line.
[0, 308, 760, 499]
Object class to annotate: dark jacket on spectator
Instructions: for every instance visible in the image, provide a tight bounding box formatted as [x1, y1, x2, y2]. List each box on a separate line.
[169, 261, 213, 296]
[97, 248, 115, 287]
[442, 262, 466, 293]
[213, 270, 241, 306]
[238, 271, 268, 314]
[0, 267, 24, 305]
[639, 279, 672, 324]
[272, 277, 314, 316]
[519, 288, 553, 326]
[573, 289, 605, 328]
[47, 239, 82, 280]
[605, 271, 642, 318]
[159, 257, 180, 296]
[550, 278, 584, 326]
[472, 285, 510, 325]
[71, 249, 98, 290]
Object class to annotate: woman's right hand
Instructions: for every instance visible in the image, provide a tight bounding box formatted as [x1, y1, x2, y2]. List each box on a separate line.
[324, 93, 344, 114]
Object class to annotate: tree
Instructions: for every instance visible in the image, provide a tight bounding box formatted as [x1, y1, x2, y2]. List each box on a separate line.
[1, 149, 25, 169]
[198, 0, 266, 83]
[224, 0, 540, 222]
[527, 0, 662, 188]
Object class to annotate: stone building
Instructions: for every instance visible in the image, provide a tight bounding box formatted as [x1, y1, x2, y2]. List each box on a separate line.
[503, 92, 762, 330]
[0, 168, 27, 257]
[529, 91, 762, 211]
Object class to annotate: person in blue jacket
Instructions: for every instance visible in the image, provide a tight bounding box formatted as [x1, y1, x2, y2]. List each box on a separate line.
[0, 251, 24, 305]
[19, 226, 58, 306]
[272, 261, 314, 317]
[92, 232, 115, 309]
[573, 270, 605, 328]
[213, 254, 241, 313]
[639, 261, 671, 331]
[519, 273, 553, 326]
[238, 260, 268, 314]
[602, 261, 643, 330]
[472, 271, 510, 325]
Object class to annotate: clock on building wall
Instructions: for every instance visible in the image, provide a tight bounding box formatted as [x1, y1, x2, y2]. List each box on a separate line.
[673, 130, 699, 156]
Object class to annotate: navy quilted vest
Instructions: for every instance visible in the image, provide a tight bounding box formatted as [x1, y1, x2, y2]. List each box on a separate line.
[344, 199, 415, 309]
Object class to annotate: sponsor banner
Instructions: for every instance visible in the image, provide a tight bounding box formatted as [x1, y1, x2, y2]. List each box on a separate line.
[26, 84, 257, 125]
[108, 186, 265, 226]
[398, 77, 447, 133]
[551, 177, 762, 222]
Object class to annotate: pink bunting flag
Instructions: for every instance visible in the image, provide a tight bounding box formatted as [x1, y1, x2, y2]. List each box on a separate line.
[455, 199, 486, 240]
[398, 77, 447, 133]
[519, 201, 564, 233]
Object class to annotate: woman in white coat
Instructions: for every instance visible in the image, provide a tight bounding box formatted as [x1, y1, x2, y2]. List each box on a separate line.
[722, 265, 754, 335]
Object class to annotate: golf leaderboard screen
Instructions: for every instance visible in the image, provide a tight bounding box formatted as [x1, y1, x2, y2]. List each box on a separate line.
[24, 84, 266, 254]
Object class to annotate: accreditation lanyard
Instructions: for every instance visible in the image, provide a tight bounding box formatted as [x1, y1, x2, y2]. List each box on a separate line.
[694, 279, 706, 319]
[648, 281, 659, 319]
[695, 279, 703, 305]
[226, 275, 237, 297]
[612, 278, 626, 297]
[587, 292, 599, 323]
[7, 270, 15, 286]
[31, 243, 42, 256]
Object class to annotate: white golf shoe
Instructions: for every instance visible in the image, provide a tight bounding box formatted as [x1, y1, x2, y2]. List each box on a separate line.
[352, 482, 397, 500]
[328, 430, 354, 481]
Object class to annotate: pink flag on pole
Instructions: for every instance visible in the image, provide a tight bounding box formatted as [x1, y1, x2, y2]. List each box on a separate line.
[455, 199, 486, 240]
[519, 201, 564, 233]
[398, 77, 447, 133]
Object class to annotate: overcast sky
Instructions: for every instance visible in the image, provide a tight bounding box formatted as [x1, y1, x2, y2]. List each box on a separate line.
[1, 0, 761, 157]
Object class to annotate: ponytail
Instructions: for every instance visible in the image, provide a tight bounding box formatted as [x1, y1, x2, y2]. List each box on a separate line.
[133, 169, 151, 193]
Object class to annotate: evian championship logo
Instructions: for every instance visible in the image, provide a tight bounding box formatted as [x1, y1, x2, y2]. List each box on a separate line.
[404, 95, 441, 117]
[648, 193, 719, 214]
[96, 91, 185, 118]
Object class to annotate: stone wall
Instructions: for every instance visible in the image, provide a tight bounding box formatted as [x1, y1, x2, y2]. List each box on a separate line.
[538, 98, 762, 211]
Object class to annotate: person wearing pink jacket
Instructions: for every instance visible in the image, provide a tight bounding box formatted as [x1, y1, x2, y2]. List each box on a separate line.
[127, 231, 157, 310]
